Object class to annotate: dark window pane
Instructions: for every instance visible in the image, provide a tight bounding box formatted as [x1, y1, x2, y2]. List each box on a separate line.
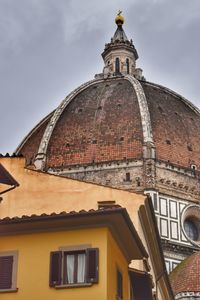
[117, 270, 123, 299]
[126, 58, 129, 74]
[184, 219, 198, 241]
[115, 58, 120, 73]
[126, 172, 130, 181]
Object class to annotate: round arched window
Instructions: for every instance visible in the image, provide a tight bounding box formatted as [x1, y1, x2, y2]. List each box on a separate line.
[181, 205, 200, 247]
[184, 219, 198, 241]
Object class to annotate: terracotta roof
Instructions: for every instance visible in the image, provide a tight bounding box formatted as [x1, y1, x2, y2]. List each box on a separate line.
[0, 205, 122, 223]
[0, 205, 148, 261]
[170, 251, 200, 295]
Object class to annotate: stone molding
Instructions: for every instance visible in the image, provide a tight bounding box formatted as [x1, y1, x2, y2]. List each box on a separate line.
[48, 159, 142, 175]
[162, 239, 198, 256]
[175, 292, 200, 299]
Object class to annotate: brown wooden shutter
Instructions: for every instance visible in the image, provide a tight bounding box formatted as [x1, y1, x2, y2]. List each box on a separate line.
[129, 270, 153, 300]
[49, 251, 62, 287]
[0, 256, 13, 289]
[86, 248, 99, 283]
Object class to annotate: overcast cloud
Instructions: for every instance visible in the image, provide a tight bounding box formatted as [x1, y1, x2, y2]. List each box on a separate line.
[0, 0, 200, 154]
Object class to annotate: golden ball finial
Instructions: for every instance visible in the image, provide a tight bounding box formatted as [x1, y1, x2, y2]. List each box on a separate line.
[115, 10, 124, 26]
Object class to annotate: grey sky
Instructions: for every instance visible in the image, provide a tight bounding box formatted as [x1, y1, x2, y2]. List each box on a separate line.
[0, 0, 200, 154]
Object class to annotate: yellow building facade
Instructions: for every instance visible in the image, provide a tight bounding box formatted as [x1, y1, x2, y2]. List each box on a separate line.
[0, 227, 130, 300]
[0, 204, 149, 300]
[0, 157, 174, 300]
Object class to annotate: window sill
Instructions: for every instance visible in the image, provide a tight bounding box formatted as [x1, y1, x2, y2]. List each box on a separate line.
[55, 283, 92, 289]
[0, 288, 18, 293]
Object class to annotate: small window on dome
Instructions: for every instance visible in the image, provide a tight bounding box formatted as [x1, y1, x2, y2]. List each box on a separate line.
[191, 164, 197, 171]
[166, 140, 171, 145]
[115, 58, 120, 73]
[126, 58, 130, 74]
[125, 172, 131, 182]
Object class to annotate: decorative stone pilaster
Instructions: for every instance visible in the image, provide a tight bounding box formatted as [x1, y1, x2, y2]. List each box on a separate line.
[125, 75, 156, 189]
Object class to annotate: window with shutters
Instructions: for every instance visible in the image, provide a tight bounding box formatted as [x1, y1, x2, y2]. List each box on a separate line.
[49, 247, 99, 288]
[0, 251, 18, 292]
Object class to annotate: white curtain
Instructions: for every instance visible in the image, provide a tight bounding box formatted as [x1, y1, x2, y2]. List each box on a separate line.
[66, 254, 75, 284]
[77, 253, 86, 283]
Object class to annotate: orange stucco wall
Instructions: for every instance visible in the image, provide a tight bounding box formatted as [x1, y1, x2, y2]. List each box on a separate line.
[0, 158, 144, 224]
[0, 158, 147, 270]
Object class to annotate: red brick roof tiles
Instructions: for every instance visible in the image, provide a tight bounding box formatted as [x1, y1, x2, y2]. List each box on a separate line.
[0, 205, 122, 223]
[170, 251, 200, 295]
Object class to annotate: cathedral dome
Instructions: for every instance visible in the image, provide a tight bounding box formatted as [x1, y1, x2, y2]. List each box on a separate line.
[170, 251, 200, 298]
[16, 77, 200, 172]
[15, 14, 200, 183]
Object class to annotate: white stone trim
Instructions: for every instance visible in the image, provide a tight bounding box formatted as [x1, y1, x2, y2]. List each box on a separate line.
[48, 160, 143, 175]
[125, 75, 154, 144]
[34, 78, 105, 170]
[175, 292, 200, 299]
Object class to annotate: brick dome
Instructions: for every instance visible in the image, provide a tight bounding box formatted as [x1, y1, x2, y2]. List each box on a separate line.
[16, 77, 200, 172]
[170, 251, 200, 297]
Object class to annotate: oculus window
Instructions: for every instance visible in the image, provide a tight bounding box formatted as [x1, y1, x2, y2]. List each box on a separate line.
[182, 204, 200, 247]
